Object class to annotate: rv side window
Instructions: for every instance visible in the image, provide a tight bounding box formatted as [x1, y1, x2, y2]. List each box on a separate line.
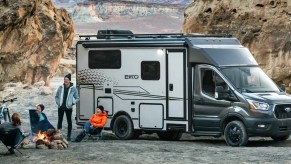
[88, 50, 121, 69]
[141, 61, 160, 80]
[201, 69, 215, 97]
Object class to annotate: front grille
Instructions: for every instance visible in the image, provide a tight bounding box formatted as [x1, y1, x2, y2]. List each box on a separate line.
[274, 104, 291, 119]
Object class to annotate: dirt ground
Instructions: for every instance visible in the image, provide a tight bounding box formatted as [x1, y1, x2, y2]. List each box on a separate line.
[0, 132, 291, 164]
[1, 78, 291, 163]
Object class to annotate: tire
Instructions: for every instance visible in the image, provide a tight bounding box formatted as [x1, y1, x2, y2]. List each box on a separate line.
[224, 120, 248, 147]
[271, 135, 290, 141]
[113, 115, 134, 140]
[157, 131, 182, 141]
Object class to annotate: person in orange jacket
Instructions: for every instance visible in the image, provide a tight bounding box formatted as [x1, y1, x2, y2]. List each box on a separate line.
[74, 105, 107, 142]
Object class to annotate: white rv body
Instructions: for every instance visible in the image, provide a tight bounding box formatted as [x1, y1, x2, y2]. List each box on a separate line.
[77, 44, 188, 132]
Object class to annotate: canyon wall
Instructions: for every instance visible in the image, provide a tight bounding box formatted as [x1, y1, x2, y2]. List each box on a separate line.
[55, 0, 190, 23]
[0, 0, 74, 90]
[182, 0, 291, 92]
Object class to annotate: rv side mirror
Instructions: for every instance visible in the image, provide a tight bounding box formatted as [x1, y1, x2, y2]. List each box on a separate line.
[215, 86, 236, 101]
[215, 86, 224, 100]
[279, 84, 286, 92]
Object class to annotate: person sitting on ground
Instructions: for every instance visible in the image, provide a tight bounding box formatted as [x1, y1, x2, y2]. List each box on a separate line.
[74, 105, 107, 142]
[35, 104, 55, 133]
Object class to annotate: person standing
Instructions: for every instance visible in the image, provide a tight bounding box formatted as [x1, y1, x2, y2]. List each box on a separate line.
[55, 73, 79, 141]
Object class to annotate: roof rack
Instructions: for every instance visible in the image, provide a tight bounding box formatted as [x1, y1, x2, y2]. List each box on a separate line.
[78, 30, 232, 40]
[79, 33, 185, 40]
[185, 33, 232, 38]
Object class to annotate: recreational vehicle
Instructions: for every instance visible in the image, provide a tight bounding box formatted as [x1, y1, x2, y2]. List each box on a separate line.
[75, 30, 291, 146]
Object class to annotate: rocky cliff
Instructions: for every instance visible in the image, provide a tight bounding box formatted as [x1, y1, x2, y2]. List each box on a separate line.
[53, 0, 192, 5]
[86, 1, 185, 20]
[0, 0, 74, 90]
[54, 0, 190, 23]
[182, 0, 291, 92]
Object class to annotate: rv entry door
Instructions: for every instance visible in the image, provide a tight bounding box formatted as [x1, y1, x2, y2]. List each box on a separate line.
[166, 50, 186, 120]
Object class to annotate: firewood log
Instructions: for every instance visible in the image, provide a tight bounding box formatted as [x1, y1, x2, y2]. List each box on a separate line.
[36, 139, 45, 145]
[54, 140, 63, 144]
[61, 142, 68, 149]
[36, 144, 48, 149]
[45, 141, 51, 147]
[48, 143, 58, 149]
[22, 143, 35, 149]
[57, 144, 64, 150]
[62, 138, 69, 145]
[53, 134, 63, 140]
[47, 129, 56, 136]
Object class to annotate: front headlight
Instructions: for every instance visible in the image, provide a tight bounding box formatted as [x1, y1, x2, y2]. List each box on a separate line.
[246, 99, 269, 111]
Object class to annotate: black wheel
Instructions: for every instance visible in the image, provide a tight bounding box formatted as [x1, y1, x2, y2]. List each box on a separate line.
[157, 131, 182, 141]
[271, 135, 290, 141]
[113, 115, 134, 140]
[224, 120, 248, 147]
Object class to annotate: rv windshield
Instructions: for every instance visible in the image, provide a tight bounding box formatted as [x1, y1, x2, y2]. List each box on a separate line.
[221, 67, 280, 93]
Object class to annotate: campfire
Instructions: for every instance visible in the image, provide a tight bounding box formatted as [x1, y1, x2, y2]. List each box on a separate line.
[34, 131, 49, 142]
[22, 129, 69, 150]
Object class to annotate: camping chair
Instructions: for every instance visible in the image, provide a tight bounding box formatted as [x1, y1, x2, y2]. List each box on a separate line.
[0, 128, 25, 155]
[83, 110, 108, 142]
[83, 126, 105, 142]
[29, 109, 39, 134]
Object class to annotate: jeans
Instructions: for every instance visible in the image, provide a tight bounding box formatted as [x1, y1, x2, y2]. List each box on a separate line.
[57, 108, 72, 139]
[75, 121, 102, 142]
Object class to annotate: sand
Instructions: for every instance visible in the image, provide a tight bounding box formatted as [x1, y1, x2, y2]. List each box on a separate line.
[1, 77, 291, 163]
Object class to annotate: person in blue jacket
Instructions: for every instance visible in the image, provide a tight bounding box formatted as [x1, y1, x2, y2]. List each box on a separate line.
[35, 104, 55, 133]
[55, 73, 79, 141]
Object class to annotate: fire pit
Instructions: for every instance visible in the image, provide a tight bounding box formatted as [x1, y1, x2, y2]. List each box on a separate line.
[22, 129, 69, 150]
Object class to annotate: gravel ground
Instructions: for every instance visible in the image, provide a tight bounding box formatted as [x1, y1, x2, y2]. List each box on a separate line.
[1, 77, 291, 163]
[0, 133, 291, 164]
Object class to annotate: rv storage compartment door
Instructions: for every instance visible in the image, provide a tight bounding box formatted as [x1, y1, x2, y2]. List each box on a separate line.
[79, 85, 95, 120]
[139, 104, 163, 129]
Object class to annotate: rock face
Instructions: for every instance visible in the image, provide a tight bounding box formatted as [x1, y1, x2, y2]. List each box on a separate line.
[55, 0, 190, 23]
[53, 0, 192, 5]
[0, 0, 74, 90]
[182, 0, 291, 92]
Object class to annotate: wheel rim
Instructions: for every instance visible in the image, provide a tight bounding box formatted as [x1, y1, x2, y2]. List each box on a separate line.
[228, 126, 242, 143]
[117, 120, 128, 137]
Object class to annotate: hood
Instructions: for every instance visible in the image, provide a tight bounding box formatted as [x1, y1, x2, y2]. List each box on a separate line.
[243, 92, 291, 104]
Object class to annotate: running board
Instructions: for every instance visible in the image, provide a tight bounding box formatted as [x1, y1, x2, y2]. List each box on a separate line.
[191, 131, 222, 137]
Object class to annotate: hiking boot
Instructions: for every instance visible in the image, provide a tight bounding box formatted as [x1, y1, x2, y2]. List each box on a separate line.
[72, 139, 80, 142]
[67, 137, 71, 141]
[8, 148, 15, 154]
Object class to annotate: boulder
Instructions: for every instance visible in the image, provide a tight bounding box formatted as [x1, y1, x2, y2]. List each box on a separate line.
[0, 0, 74, 90]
